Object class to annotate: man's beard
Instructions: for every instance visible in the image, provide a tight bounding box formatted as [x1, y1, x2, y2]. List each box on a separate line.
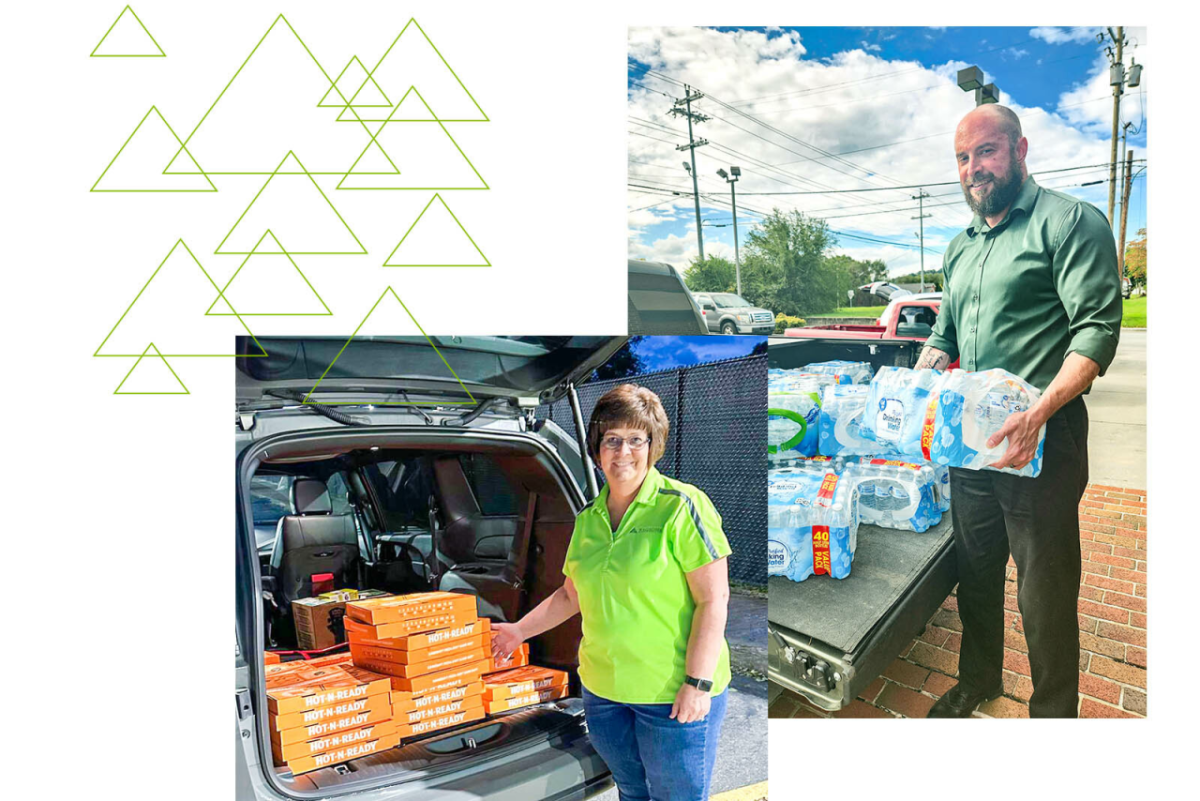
[962, 156, 1023, 218]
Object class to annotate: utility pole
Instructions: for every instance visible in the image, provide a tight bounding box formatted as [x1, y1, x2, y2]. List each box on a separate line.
[1102, 27, 1125, 226]
[668, 86, 709, 261]
[912, 189, 931, 292]
[1118, 149, 1134, 278]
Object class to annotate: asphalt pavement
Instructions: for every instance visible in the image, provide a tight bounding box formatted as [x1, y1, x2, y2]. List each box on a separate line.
[592, 590, 768, 799]
[1085, 327, 1146, 488]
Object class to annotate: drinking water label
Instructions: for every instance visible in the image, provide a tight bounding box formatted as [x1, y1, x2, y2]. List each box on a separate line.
[876, 399, 905, 442]
[862, 367, 946, 459]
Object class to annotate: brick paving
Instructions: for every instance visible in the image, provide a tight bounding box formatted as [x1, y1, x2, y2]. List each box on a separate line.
[769, 485, 1147, 719]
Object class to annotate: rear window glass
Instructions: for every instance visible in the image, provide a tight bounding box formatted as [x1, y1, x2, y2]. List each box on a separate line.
[894, 305, 936, 338]
[250, 475, 293, 526]
[364, 459, 432, 530]
[459, 454, 520, 516]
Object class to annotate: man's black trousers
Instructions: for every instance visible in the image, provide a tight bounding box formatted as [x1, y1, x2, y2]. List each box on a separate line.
[948, 398, 1089, 718]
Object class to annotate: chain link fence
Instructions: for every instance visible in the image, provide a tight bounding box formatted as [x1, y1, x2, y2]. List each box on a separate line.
[538, 354, 766, 586]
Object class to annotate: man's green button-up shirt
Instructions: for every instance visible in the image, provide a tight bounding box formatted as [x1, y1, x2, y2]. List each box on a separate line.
[563, 467, 732, 704]
[926, 177, 1122, 391]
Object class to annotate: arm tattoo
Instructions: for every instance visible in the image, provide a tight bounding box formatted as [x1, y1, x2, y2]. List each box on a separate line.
[915, 346, 950, 371]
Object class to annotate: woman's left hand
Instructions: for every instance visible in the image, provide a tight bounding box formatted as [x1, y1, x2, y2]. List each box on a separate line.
[670, 683, 711, 724]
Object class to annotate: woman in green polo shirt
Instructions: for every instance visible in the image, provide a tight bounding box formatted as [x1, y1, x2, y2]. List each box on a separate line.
[491, 384, 732, 801]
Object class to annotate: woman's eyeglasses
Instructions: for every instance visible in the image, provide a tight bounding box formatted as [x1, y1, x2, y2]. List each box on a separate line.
[600, 435, 651, 451]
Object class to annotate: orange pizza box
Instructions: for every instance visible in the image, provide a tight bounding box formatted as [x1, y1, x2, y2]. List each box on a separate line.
[388, 659, 488, 695]
[285, 732, 401, 776]
[353, 646, 487, 680]
[484, 684, 570, 715]
[342, 609, 481, 641]
[483, 666, 569, 701]
[396, 693, 484, 726]
[271, 703, 394, 746]
[272, 692, 392, 732]
[390, 681, 485, 717]
[267, 669, 391, 716]
[348, 633, 486, 665]
[346, 591, 478, 626]
[346, 616, 487, 649]
[302, 652, 354, 669]
[401, 704, 486, 741]
[272, 720, 399, 764]
[484, 643, 530, 674]
[264, 651, 281, 665]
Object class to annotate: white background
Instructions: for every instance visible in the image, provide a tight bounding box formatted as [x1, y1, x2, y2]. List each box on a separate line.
[2, 1, 1190, 799]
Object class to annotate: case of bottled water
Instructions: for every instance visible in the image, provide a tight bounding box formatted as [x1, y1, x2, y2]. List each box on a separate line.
[925, 369, 1045, 478]
[799, 360, 874, 386]
[843, 458, 942, 533]
[767, 466, 859, 581]
[933, 463, 951, 512]
[818, 384, 897, 457]
[861, 367, 946, 459]
[768, 372, 837, 460]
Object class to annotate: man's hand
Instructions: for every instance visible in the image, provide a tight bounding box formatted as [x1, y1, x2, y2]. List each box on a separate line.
[670, 682, 712, 724]
[490, 622, 524, 658]
[986, 409, 1044, 470]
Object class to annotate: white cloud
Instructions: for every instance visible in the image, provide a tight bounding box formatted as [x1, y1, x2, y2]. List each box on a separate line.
[861, 41, 882, 52]
[1030, 27, 1100, 45]
[1055, 27, 1148, 135]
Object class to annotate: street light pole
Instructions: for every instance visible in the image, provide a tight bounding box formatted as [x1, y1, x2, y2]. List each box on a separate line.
[717, 166, 742, 294]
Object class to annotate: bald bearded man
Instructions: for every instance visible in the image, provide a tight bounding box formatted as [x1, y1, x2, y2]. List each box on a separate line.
[917, 104, 1122, 718]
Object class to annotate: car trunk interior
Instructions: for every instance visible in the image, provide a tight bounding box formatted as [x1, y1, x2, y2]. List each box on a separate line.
[238, 428, 590, 795]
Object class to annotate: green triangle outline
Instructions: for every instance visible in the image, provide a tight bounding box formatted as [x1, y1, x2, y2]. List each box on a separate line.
[303, 287, 478, 406]
[206, 230, 333, 316]
[335, 87, 488, 191]
[337, 18, 487, 122]
[215, 151, 370, 255]
[93, 239, 270, 358]
[91, 6, 166, 57]
[318, 56, 392, 109]
[383, 193, 490, 267]
[91, 106, 216, 193]
[161, 14, 381, 175]
[114, 344, 190, 394]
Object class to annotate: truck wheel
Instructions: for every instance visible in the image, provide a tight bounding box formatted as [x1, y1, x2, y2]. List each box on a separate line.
[721, 321, 737, 335]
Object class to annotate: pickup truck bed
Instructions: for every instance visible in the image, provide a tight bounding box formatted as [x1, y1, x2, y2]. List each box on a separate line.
[768, 518, 958, 710]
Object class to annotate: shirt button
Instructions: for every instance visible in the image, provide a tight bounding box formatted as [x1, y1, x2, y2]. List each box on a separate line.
[972, 295, 978, 301]
[970, 326, 976, 333]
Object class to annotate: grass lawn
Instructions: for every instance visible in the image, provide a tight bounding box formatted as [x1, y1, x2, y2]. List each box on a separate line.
[824, 306, 887, 317]
[1123, 296, 1146, 327]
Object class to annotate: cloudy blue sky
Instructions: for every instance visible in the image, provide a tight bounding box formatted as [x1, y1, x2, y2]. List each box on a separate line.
[628, 26, 1148, 279]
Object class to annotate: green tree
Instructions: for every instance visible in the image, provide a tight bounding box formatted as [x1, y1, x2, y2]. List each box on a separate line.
[1125, 228, 1146, 290]
[739, 209, 836, 316]
[590, 336, 648, 381]
[683, 256, 737, 293]
[889, 270, 943, 291]
[828, 255, 886, 301]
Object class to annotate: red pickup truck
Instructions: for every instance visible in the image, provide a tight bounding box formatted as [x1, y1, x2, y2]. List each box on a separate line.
[784, 297, 941, 341]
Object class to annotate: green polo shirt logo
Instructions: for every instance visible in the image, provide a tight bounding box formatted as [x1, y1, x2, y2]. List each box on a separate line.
[563, 467, 733, 704]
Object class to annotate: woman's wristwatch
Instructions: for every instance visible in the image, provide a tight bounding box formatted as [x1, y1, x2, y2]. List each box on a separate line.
[684, 675, 713, 692]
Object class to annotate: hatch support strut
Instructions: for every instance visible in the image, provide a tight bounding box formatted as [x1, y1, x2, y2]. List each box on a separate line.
[566, 382, 599, 500]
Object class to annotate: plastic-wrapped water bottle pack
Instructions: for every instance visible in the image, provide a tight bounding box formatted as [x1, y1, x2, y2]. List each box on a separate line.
[818, 384, 896, 457]
[842, 458, 943, 533]
[799, 360, 873, 386]
[860, 367, 945, 459]
[925, 369, 1046, 477]
[768, 372, 837, 460]
[767, 465, 859, 582]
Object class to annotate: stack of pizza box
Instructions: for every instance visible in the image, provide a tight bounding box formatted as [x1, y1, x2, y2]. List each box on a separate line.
[482, 634, 530, 673]
[345, 591, 490, 740]
[265, 660, 398, 775]
[481, 666, 570, 715]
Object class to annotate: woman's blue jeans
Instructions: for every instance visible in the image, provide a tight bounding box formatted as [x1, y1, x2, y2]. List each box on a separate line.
[582, 684, 728, 801]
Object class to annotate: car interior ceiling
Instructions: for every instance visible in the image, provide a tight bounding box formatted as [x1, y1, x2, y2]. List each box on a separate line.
[252, 445, 582, 673]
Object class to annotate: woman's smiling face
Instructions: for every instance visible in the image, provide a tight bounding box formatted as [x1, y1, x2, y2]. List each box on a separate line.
[598, 426, 651, 493]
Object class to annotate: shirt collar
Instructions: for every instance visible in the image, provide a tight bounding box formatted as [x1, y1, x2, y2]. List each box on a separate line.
[966, 176, 1040, 237]
[591, 466, 664, 519]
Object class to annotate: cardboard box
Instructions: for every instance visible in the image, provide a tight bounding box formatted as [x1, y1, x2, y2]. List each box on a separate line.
[483, 666, 569, 702]
[401, 705, 486, 740]
[302, 652, 354, 670]
[484, 685, 569, 715]
[264, 651, 281, 665]
[265, 662, 348, 690]
[272, 704, 394, 746]
[293, 590, 390, 650]
[396, 694, 484, 726]
[352, 646, 487, 679]
[484, 643, 530, 674]
[267, 671, 391, 716]
[346, 591, 477, 627]
[272, 693, 392, 732]
[284, 732, 401, 776]
[346, 616, 488, 649]
[272, 720, 398, 764]
[349, 634, 485, 665]
[388, 659, 488, 695]
[391, 681, 484, 717]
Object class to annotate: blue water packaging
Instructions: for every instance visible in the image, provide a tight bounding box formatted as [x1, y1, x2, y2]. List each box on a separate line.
[844, 458, 942, 533]
[927, 368, 1046, 478]
[767, 466, 859, 581]
[800, 360, 873, 386]
[861, 367, 945, 459]
[768, 372, 837, 460]
[819, 384, 897, 457]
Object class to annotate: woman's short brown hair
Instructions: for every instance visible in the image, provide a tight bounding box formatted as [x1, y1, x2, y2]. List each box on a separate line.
[587, 384, 670, 464]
